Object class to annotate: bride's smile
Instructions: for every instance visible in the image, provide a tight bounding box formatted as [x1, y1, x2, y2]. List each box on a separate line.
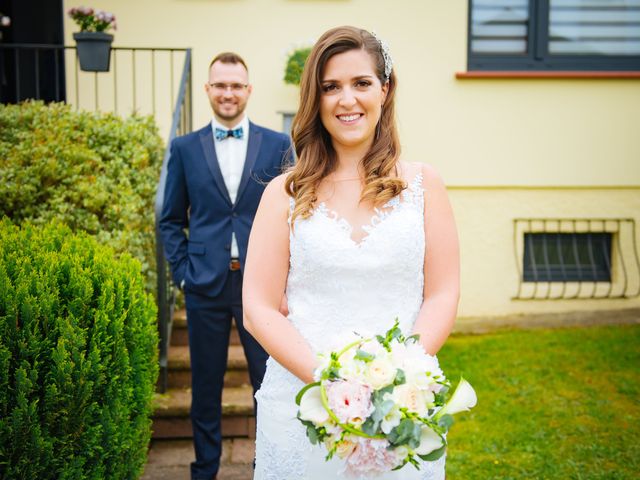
[320, 49, 388, 154]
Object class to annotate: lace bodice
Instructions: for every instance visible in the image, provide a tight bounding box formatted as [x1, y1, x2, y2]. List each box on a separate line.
[287, 172, 425, 352]
[254, 172, 446, 479]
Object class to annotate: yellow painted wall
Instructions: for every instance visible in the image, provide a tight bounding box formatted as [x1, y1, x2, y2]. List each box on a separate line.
[63, 0, 640, 187]
[451, 188, 640, 317]
[62, 0, 640, 317]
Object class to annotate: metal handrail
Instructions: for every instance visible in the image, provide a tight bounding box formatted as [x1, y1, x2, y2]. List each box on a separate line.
[154, 48, 193, 393]
[0, 44, 189, 122]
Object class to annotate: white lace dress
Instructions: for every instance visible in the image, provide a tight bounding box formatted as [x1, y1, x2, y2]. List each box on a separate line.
[254, 173, 446, 479]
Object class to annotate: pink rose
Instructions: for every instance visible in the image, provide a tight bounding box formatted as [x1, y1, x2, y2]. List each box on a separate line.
[325, 380, 374, 426]
[342, 438, 403, 477]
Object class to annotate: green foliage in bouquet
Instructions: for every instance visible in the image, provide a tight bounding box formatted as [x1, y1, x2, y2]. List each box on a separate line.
[0, 220, 158, 479]
[284, 46, 312, 86]
[0, 100, 164, 293]
[296, 320, 476, 475]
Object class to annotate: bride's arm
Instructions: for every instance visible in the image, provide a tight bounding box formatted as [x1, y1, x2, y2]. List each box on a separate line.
[412, 163, 460, 355]
[243, 174, 317, 384]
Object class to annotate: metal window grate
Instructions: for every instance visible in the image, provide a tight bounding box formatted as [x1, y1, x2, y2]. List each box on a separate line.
[513, 218, 640, 300]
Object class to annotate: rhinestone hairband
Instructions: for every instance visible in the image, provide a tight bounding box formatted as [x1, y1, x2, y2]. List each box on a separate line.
[371, 31, 393, 82]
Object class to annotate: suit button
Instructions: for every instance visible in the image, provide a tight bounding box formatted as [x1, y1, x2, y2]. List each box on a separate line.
[232, 212, 238, 218]
[224, 244, 230, 250]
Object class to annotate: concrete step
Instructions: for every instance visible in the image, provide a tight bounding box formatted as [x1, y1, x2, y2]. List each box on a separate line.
[152, 385, 255, 439]
[171, 309, 241, 347]
[166, 345, 250, 389]
[142, 439, 254, 480]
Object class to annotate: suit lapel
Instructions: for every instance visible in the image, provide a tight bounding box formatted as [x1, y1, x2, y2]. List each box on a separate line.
[236, 122, 262, 205]
[199, 126, 232, 206]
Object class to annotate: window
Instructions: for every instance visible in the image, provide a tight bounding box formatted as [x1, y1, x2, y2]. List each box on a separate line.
[513, 218, 640, 300]
[523, 232, 612, 281]
[468, 0, 640, 71]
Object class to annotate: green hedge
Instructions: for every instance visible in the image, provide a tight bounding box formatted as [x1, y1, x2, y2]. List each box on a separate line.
[0, 220, 158, 479]
[0, 101, 164, 292]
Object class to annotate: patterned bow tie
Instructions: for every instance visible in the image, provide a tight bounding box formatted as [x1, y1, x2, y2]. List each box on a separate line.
[215, 127, 243, 141]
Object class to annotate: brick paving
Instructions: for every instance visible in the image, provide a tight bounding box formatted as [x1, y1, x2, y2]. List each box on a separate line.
[142, 439, 254, 480]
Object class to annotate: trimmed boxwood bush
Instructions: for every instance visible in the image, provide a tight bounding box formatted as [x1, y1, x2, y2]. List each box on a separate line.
[0, 101, 163, 292]
[0, 220, 158, 479]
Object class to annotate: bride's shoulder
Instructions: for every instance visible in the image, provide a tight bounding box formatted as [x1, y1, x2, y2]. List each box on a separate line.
[398, 161, 445, 189]
[262, 172, 293, 210]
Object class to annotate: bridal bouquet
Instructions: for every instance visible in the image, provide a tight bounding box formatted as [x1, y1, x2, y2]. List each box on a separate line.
[295, 320, 477, 477]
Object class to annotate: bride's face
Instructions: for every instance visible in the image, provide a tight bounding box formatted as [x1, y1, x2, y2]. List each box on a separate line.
[319, 49, 388, 153]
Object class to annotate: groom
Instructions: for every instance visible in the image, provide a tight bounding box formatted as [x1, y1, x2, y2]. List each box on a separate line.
[159, 52, 292, 480]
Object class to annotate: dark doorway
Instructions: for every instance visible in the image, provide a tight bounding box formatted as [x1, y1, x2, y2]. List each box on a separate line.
[0, 0, 66, 103]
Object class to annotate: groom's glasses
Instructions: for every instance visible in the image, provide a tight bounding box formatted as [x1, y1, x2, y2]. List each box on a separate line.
[209, 82, 248, 93]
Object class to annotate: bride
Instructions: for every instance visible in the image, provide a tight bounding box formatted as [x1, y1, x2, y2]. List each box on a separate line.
[243, 26, 460, 479]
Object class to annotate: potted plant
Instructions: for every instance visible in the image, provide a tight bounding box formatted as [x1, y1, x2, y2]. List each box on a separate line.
[284, 46, 311, 86]
[281, 45, 311, 133]
[68, 6, 117, 72]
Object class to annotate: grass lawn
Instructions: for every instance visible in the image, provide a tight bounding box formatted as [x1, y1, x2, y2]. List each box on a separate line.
[437, 324, 639, 479]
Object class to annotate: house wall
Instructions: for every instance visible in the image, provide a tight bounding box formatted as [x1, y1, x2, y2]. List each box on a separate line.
[63, 0, 640, 318]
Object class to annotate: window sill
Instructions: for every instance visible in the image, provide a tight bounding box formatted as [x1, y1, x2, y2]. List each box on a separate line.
[456, 71, 640, 79]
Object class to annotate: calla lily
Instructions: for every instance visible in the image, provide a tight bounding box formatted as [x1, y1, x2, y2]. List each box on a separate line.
[299, 385, 330, 425]
[435, 377, 477, 420]
[414, 426, 443, 455]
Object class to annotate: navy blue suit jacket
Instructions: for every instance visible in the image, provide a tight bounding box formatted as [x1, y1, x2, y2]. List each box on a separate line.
[159, 122, 292, 304]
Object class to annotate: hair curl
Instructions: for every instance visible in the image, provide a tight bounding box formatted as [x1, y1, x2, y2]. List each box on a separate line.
[285, 26, 404, 226]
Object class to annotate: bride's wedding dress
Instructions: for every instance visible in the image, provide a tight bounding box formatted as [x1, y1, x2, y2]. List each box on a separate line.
[254, 173, 446, 479]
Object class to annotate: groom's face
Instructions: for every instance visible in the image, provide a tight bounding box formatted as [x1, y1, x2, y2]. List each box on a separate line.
[205, 60, 252, 128]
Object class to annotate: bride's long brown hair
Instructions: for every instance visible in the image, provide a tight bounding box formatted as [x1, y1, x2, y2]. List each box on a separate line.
[285, 26, 404, 225]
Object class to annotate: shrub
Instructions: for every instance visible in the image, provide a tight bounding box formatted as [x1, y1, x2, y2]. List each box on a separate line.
[0, 220, 158, 479]
[284, 46, 312, 86]
[0, 100, 164, 293]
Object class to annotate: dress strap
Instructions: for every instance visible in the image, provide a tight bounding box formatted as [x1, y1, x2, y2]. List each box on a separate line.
[287, 196, 295, 227]
[404, 171, 424, 210]
[408, 171, 424, 192]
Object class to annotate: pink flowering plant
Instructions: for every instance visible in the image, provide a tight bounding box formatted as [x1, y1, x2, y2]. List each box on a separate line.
[295, 320, 477, 477]
[68, 6, 116, 32]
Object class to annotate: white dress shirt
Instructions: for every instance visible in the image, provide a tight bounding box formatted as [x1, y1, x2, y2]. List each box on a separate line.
[211, 115, 249, 259]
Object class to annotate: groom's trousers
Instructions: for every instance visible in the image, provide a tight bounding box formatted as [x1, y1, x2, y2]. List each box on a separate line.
[186, 269, 268, 480]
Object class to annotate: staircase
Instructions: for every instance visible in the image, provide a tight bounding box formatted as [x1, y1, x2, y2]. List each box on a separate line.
[144, 310, 255, 479]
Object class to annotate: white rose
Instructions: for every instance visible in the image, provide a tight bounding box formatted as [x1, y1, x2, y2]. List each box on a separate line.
[392, 384, 429, 417]
[298, 385, 330, 425]
[365, 357, 397, 390]
[414, 426, 444, 456]
[335, 436, 358, 459]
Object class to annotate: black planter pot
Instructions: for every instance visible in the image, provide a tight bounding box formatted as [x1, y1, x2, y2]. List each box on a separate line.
[73, 31, 114, 72]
